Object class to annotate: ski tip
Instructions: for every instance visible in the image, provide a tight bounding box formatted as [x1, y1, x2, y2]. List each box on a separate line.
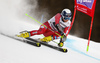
[15, 34, 20, 37]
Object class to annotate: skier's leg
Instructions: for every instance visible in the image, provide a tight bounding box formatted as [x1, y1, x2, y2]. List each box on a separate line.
[41, 31, 61, 42]
[30, 22, 48, 36]
[39, 22, 56, 42]
[52, 31, 61, 40]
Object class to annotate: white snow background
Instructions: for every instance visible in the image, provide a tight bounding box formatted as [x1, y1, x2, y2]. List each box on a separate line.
[0, 0, 100, 63]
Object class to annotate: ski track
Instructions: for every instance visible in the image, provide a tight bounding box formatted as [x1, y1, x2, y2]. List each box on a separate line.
[65, 38, 100, 61]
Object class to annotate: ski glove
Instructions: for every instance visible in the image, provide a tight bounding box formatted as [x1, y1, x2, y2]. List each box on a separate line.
[60, 33, 67, 42]
[58, 33, 66, 47]
[17, 31, 30, 38]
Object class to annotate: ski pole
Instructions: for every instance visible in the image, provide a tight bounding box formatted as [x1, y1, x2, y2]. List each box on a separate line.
[25, 14, 63, 38]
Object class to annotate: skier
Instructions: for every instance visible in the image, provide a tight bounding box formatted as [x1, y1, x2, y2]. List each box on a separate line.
[17, 9, 72, 47]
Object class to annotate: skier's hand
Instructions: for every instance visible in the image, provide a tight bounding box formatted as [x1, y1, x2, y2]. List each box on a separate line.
[59, 33, 66, 47]
[16, 31, 30, 38]
[61, 33, 66, 38]
[61, 33, 66, 41]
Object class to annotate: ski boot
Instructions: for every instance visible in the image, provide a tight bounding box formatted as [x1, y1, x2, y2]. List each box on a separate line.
[40, 36, 53, 42]
[16, 31, 30, 38]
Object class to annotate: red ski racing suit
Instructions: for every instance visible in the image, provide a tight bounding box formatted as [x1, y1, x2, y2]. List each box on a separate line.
[30, 13, 71, 40]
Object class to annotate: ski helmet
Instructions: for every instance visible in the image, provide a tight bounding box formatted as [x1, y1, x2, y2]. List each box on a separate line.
[61, 9, 72, 20]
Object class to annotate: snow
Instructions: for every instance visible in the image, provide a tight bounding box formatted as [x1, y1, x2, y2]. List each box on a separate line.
[0, 33, 100, 63]
[0, 0, 100, 63]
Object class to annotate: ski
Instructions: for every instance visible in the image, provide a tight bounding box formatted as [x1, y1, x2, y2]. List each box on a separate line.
[0, 33, 41, 47]
[26, 38, 68, 53]
[0, 33, 67, 52]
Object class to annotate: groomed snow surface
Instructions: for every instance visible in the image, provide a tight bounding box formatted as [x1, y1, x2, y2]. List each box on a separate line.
[0, 20, 100, 63]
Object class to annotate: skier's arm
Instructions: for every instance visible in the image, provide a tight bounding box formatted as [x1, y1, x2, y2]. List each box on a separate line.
[55, 24, 66, 39]
[57, 26, 69, 47]
[54, 13, 65, 35]
[56, 24, 64, 35]
[55, 13, 61, 25]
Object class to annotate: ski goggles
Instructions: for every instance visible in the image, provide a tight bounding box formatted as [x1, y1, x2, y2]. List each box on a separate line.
[63, 13, 72, 17]
[64, 17, 71, 20]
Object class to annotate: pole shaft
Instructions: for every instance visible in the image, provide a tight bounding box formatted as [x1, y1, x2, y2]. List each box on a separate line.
[87, 17, 94, 52]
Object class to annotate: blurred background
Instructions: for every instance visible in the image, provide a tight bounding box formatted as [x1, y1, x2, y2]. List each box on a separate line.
[0, 0, 100, 42]
[36, 0, 100, 42]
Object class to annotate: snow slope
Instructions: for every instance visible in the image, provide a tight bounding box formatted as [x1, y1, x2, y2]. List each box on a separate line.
[0, 0, 100, 63]
[0, 20, 100, 63]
